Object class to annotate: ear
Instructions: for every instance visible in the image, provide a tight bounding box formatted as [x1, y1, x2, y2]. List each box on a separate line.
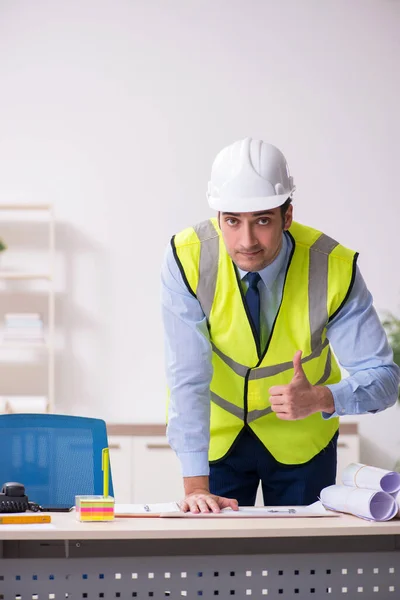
[283, 204, 293, 230]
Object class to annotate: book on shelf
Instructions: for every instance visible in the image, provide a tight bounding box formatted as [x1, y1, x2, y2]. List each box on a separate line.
[4, 313, 42, 320]
[3, 333, 45, 340]
[2, 312, 45, 343]
[0, 396, 48, 414]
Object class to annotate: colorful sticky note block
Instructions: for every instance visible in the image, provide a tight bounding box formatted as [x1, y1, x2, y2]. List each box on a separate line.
[75, 495, 115, 521]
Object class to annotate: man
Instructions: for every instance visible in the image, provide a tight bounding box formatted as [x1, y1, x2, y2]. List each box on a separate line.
[161, 137, 400, 514]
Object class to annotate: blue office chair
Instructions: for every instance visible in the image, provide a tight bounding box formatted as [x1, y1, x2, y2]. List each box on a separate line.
[0, 414, 114, 509]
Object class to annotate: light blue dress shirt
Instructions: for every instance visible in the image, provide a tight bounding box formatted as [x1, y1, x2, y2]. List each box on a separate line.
[161, 230, 400, 478]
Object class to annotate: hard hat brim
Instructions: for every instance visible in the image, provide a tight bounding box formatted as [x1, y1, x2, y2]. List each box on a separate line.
[207, 192, 292, 213]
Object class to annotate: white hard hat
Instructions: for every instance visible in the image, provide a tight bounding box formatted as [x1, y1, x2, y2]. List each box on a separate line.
[207, 137, 295, 212]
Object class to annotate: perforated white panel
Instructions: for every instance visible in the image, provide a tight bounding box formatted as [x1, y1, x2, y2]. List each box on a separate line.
[1, 551, 399, 599]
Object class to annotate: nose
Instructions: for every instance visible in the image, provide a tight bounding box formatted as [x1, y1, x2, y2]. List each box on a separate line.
[241, 222, 258, 249]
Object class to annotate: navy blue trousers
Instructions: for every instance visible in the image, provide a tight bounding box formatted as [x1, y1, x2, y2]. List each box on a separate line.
[209, 428, 338, 506]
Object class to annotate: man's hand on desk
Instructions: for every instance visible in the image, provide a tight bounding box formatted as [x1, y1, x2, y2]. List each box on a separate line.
[181, 476, 239, 514]
[268, 350, 335, 420]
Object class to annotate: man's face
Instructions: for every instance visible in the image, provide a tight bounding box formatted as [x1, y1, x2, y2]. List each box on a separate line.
[218, 205, 293, 272]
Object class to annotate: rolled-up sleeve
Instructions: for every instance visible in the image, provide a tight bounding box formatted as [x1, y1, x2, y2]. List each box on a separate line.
[161, 242, 213, 476]
[323, 266, 400, 419]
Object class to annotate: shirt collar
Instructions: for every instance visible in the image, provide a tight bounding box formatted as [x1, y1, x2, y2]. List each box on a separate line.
[236, 232, 291, 291]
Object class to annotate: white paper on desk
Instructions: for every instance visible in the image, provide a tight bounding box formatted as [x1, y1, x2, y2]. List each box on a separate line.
[342, 462, 400, 494]
[160, 504, 339, 518]
[320, 485, 398, 521]
[115, 502, 180, 516]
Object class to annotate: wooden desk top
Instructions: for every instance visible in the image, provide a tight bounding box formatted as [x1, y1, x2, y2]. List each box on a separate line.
[0, 511, 399, 542]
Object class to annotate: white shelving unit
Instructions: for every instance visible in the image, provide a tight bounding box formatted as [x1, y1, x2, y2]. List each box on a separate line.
[0, 204, 55, 412]
[0, 273, 52, 280]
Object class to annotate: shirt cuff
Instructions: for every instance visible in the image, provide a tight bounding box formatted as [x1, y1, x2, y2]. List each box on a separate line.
[322, 379, 352, 420]
[177, 451, 210, 478]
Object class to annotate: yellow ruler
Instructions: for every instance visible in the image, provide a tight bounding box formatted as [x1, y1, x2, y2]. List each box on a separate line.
[0, 514, 51, 524]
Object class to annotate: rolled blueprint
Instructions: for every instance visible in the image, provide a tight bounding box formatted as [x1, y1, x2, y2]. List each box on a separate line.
[392, 490, 400, 518]
[320, 484, 397, 521]
[341, 463, 400, 493]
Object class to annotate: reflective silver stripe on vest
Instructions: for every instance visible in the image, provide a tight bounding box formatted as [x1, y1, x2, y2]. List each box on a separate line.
[247, 406, 273, 422]
[211, 388, 275, 420]
[309, 234, 339, 352]
[314, 346, 332, 386]
[210, 391, 244, 420]
[212, 337, 329, 379]
[193, 220, 220, 320]
[211, 343, 249, 378]
[214, 346, 332, 422]
[249, 338, 329, 379]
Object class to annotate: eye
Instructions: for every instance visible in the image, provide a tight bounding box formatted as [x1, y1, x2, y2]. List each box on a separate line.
[225, 217, 238, 226]
[258, 218, 270, 225]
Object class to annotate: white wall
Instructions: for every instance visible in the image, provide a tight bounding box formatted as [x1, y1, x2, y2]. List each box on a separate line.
[0, 0, 399, 465]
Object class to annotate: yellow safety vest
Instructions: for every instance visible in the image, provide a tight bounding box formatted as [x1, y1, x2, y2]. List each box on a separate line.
[172, 218, 358, 465]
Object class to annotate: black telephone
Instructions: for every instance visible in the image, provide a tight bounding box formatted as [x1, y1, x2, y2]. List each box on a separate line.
[0, 482, 30, 513]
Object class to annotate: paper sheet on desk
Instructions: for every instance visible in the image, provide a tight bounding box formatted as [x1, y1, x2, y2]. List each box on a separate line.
[115, 502, 180, 517]
[160, 502, 339, 518]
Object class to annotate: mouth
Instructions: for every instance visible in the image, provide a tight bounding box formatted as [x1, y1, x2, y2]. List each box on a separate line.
[240, 250, 262, 257]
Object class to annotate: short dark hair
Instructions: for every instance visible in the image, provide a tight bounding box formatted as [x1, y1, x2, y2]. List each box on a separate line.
[280, 197, 292, 218]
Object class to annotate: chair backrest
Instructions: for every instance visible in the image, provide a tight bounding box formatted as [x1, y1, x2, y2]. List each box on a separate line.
[0, 414, 114, 508]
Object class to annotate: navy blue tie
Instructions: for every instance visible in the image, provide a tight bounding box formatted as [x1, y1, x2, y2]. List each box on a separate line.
[245, 272, 261, 341]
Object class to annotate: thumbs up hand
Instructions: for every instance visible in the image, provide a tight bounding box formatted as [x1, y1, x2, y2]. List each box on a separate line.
[291, 349, 308, 384]
[268, 351, 335, 420]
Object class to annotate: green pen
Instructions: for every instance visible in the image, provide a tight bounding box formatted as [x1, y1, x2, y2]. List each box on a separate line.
[102, 447, 110, 497]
